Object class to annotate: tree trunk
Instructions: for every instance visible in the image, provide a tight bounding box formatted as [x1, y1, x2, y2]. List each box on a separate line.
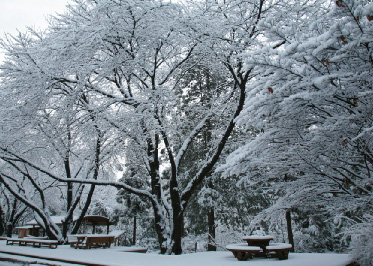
[207, 207, 216, 251]
[171, 212, 184, 255]
[71, 185, 96, 234]
[0, 221, 4, 236]
[0, 207, 4, 236]
[132, 216, 137, 245]
[6, 223, 13, 237]
[64, 149, 73, 239]
[71, 131, 101, 235]
[286, 209, 295, 252]
[153, 203, 168, 254]
[6, 200, 17, 237]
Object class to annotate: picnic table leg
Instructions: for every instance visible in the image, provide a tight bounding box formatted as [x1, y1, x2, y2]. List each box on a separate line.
[277, 250, 289, 260]
[232, 251, 253, 261]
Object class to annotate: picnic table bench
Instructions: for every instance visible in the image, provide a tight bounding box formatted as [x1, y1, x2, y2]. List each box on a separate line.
[226, 243, 261, 261]
[6, 237, 58, 249]
[265, 243, 293, 260]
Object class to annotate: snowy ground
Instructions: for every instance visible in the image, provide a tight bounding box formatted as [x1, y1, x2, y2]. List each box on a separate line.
[0, 240, 352, 266]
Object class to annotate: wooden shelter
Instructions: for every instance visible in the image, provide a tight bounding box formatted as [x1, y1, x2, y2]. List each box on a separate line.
[16, 216, 78, 238]
[15, 225, 41, 238]
[82, 216, 115, 234]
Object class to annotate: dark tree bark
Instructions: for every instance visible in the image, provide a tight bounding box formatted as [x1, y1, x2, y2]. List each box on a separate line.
[207, 207, 216, 251]
[0, 209, 4, 236]
[63, 151, 73, 239]
[132, 216, 137, 245]
[286, 209, 295, 252]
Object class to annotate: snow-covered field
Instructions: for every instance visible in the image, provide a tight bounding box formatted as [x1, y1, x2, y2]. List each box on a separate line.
[0, 240, 352, 266]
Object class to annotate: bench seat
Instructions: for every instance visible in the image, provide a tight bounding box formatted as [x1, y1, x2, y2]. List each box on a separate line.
[265, 243, 292, 260]
[226, 243, 261, 261]
[6, 238, 58, 249]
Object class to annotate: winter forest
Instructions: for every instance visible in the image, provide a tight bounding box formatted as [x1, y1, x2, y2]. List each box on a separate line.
[0, 0, 372, 264]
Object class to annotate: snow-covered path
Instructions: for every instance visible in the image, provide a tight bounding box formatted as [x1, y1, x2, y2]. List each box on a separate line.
[0, 241, 352, 266]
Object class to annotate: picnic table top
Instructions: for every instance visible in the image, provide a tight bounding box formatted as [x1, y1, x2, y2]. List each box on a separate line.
[242, 235, 274, 240]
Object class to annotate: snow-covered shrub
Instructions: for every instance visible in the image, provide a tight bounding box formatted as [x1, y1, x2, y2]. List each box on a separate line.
[346, 220, 373, 266]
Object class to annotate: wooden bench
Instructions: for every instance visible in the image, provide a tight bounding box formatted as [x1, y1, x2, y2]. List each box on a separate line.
[24, 236, 49, 240]
[75, 236, 114, 249]
[265, 243, 292, 260]
[67, 235, 79, 247]
[108, 230, 125, 246]
[226, 243, 261, 261]
[6, 238, 58, 249]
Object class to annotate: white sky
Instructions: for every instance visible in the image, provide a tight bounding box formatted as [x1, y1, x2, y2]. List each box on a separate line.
[0, 0, 70, 62]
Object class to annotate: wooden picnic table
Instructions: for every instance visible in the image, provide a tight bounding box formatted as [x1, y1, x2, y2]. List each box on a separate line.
[227, 235, 292, 261]
[71, 234, 115, 249]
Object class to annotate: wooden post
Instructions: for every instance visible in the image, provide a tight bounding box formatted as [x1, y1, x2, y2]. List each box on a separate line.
[286, 210, 295, 252]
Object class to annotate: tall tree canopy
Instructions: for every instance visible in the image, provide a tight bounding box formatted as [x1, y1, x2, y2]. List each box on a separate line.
[0, 0, 275, 254]
[221, 0, 373, 263]
[1, 0, 371, 261]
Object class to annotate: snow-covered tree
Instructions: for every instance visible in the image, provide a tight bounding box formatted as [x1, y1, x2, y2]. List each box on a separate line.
[221, 0, 373, 260]
[0, 185, 29, 237]
[0, 28, 115, 240]
[0, 0, 279, 254]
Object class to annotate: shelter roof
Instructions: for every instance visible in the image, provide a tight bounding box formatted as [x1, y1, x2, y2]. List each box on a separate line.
[15, 225, 40, 229]
[82, 215, 115, 226]
[26, 216, 78, 226]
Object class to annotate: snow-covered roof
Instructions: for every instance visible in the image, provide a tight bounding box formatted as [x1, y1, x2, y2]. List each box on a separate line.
[15, 225, 40, 229]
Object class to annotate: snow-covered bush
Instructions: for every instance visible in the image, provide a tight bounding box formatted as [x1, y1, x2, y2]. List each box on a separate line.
[345, 218, 373, 266]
